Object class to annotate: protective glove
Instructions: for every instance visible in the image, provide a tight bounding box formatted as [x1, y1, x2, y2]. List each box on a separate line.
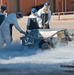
[45, 21, 49, 25]
[39, 26, 43, 29]
[27, 30, 31, 32]
[20, 30, 25, 34]
[39, 24, 43, 29]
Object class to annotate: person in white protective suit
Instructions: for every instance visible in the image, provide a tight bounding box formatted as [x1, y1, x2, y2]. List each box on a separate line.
[0, 12, 25, 47]
[27, 8, 43, 30]
[37, 2, 51, 29]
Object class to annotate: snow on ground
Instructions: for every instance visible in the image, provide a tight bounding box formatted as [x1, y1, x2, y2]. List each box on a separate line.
[0, 41, 74, 74]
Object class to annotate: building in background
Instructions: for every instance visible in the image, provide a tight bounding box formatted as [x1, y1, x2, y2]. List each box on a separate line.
[56, 0, 74, 12]
[0, 0, 74, 15]
[0, 0, 19, 13]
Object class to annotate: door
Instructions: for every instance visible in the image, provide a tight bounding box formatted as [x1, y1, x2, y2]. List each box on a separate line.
[48, 0, 54, 13]
[72, 2, 74, 11]
[9, 0, 19, 13]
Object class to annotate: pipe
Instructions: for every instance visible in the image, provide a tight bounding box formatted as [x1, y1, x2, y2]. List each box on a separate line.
[62, 0, 64, 12]
[65, 0, 66, 12]
[1, 0, 2, 5]
[0, 0, 2, 7]
[35, 0, 37, 6]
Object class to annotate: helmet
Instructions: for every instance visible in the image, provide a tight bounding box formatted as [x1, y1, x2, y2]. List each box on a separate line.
[17, 12, 24, 18]
[44, 2, 50, 6]
[31, 8, 37, 13]
[1, 5, 6, 10]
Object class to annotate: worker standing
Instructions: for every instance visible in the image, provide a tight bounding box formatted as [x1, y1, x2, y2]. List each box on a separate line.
[37, 2, 51, 29]
[0, 12, 25, 47]
[27, 8, 43, 30]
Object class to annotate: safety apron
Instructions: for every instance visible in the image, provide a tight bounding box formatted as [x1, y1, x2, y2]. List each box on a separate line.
[27, 18, 39, 30]
[41, 13, 50, 29]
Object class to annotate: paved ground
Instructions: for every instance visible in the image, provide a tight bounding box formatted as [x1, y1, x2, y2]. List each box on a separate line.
[12, 14, 74, 41]
[1, 14, 74, 75]
[0, 66, 74, 75]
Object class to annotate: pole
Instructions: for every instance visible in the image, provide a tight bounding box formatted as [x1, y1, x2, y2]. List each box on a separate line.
[0, 0, 2, 7]
[65, 0, 66, 12]
[35, 0, 37, 6]
[1, 0, 2, 5]
[58, 12, 60, 20]
[62, 0, 64, 12]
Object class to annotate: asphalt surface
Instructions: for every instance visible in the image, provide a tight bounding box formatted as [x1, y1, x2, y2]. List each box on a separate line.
[1, 14, 74, 75]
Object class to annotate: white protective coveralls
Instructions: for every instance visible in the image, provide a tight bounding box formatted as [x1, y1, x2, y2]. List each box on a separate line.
[0, 13, 23, 47]
[37, 7, 51, 28]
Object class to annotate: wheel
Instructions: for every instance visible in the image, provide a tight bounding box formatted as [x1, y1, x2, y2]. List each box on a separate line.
[39, 40, 50, 50]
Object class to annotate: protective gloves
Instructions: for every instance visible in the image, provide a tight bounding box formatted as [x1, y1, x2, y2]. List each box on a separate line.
[39, 24, 43, 29]
[20, 30, 25, 34]
[45, 21, 49, 25]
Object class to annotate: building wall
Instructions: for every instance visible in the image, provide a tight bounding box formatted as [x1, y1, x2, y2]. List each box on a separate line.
[2, 0, 19, 13]
[2, 0, 49, 15]
[19, 0, 35, 15]
[48, 0, 55, 13]
[36, 0, 48, 5]
[20, 0, 49, 15]
[0, 0, 2, 6]
[56, 0, 62, 12]
[1, 0, 55, 15]
[2, 0, 10, 13]
[2, 0, 74, 15]
[9, 0, 19, 13]
[56, 0, 74, 12]
[67, 0, 74, 11]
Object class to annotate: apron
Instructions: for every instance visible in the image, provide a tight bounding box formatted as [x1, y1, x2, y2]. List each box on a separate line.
[28, 18, 39, 30]
[41, 13, 50, 29]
